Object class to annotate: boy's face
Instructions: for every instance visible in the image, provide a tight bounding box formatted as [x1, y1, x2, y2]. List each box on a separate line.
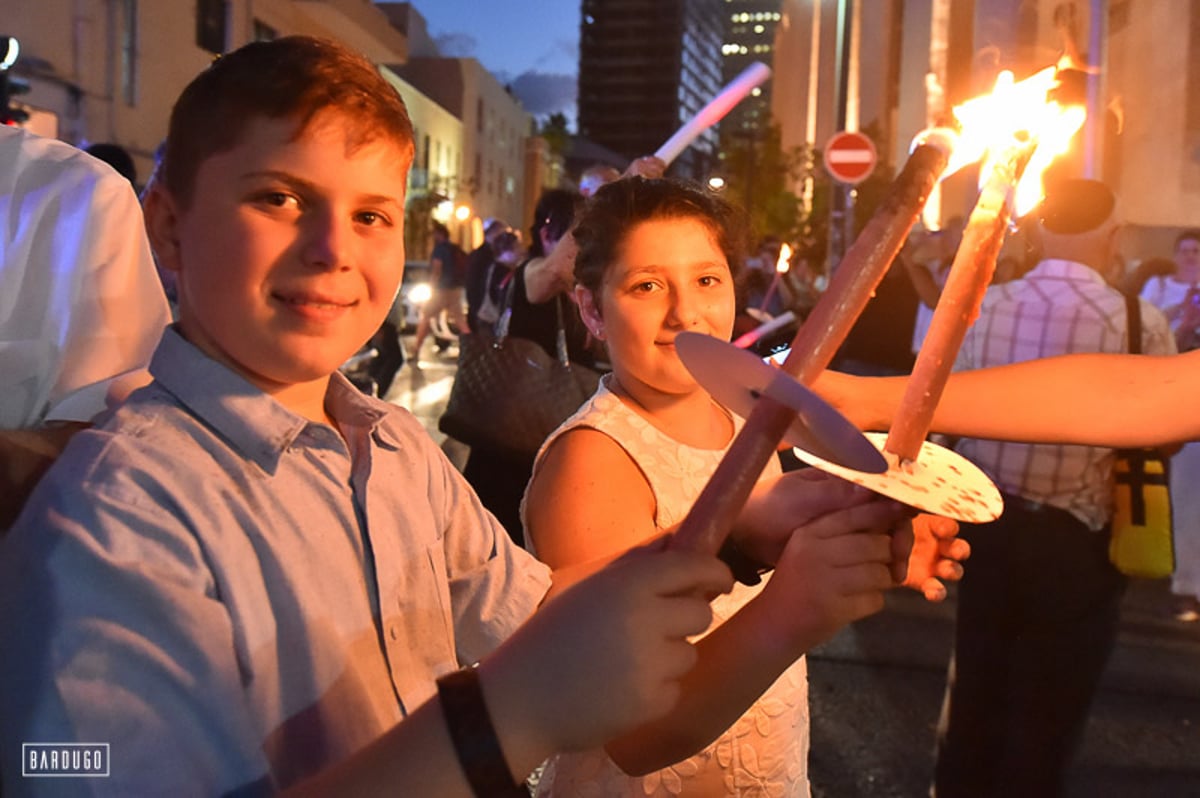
[151, 111, 411, 397]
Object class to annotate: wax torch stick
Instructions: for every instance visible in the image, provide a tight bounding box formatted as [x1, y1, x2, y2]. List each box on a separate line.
[884, 136, 1037, 463]
[670, 135, 954, 555]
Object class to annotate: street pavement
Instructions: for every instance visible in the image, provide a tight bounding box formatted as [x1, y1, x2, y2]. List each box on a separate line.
[806, 581, 1200, 797]
[387, 339, 1200, 798]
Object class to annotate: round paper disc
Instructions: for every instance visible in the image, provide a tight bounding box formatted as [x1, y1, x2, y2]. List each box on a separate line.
[793, 432, 1004, 522]
[676, 332, 887, 474]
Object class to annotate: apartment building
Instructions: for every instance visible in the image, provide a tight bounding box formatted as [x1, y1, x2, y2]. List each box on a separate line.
[0, 0, 536, 248]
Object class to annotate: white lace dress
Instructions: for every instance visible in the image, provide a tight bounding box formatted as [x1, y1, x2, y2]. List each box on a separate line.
[522, 377, 811, 797]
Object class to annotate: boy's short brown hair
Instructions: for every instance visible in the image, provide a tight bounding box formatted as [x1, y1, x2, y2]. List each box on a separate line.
[163, 36, 414, 209]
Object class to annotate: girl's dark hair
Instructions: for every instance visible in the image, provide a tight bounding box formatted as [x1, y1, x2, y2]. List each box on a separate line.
[572, 177, 750, 296]
[529, 189, 582, 257]
[164, 36, 414, 210]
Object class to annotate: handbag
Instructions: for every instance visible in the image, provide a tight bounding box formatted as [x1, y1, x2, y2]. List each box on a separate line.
[476, 262, 502, 325]
[1109, 294, 1175, 578]
[439, 274, 601, 461]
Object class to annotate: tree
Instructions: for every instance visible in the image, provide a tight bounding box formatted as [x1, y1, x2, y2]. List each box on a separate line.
[538, 112, 571, 159]
[720, 123, 814, 250]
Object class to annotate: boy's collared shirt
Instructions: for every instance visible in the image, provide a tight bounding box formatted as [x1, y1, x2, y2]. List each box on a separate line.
[0, 326, 551, 795]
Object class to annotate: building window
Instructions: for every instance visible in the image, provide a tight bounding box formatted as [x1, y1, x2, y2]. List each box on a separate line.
[253, 19, 277, 42]
[120, 0, 138, 106]
[197, 0, 228, 55]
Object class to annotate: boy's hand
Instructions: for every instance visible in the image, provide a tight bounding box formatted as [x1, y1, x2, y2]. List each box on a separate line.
[481, 540, 733, 759]
[758, 496, 910, 651]
[899, 513, 969, 601]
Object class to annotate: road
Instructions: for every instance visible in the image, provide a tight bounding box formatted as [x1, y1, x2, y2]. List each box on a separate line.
[385, 338, 1200, 798]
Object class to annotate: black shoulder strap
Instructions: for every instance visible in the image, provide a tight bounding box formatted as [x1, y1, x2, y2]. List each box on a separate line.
[1124, 292, 1142, 355]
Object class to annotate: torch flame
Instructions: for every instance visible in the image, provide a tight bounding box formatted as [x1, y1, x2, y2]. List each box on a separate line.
[776, 243, 792, 274]
[920, 66, 1087, 225]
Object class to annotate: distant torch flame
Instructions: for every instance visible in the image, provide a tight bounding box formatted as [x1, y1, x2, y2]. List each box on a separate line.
[775, 243, 792, 274]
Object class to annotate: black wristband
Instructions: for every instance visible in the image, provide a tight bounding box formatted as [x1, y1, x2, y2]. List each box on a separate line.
[718, 537, 770, 586]
[436, 666, 527, 797]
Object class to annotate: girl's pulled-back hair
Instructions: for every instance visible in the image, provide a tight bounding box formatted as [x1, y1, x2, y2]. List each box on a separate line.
[163, 36, 414, 208]
[573, 177, 750, 296]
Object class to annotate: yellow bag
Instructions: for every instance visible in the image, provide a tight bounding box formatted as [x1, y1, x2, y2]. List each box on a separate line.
[1110, 450, 1175, 579]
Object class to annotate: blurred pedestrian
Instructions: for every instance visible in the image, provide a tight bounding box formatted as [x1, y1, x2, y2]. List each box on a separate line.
[464, 217, 510, 332]
[578, 163, 620, 197]
[459, 189, 590, 545]
[411, 220, 469, 361]
[471, 228, 522, 329]
[1138, 228, 1200, 622]
[905, 217, 964, 356]
[524, 155, 665, 304]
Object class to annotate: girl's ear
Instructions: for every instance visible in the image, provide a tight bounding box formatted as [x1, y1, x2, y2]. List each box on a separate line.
[142, 183, 184, 275]
[576, 285, 605, 341]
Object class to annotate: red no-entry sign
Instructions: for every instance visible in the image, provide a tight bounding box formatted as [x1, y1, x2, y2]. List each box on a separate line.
[824, 130, 877, 184]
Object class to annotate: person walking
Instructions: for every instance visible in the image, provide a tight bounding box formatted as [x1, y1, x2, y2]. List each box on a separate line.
[412, 220, 469, 361]
[1139, 228, 1200, 622]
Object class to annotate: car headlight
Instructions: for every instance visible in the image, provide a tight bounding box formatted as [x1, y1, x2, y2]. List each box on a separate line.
[407, 283, 433, 305]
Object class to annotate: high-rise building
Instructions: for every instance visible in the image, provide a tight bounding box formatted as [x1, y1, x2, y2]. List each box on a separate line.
[578, 0, 725, 177]
[720, 0, 782, 141]
[771, 0, 1200, 258]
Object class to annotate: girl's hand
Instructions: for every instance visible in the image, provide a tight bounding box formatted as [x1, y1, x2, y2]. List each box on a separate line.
[900, 513, 969, 601]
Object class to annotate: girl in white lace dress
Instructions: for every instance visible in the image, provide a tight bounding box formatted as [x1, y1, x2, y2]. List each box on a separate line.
[522, 178, 967, 797]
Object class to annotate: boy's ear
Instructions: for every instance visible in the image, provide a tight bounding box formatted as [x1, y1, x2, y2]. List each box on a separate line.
[576, 285, 605, 341]
[142, 183, 184, 274]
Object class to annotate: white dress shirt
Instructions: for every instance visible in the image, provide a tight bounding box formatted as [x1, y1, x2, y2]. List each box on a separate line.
[0, 126, 170, 428]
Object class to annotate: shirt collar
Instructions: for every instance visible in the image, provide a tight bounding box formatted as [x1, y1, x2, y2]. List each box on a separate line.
[1026, 258, 1109, 286]
[149, 326, 394, 472]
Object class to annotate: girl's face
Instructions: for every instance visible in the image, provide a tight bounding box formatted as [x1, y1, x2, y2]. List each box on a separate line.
[583, 216, 735, 397]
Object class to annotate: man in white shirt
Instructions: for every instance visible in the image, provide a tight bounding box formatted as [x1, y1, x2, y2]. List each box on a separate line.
[0, 126, 170, 528]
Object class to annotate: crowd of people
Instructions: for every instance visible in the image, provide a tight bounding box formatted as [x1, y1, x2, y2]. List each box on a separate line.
[0, 31, 1195, 798]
